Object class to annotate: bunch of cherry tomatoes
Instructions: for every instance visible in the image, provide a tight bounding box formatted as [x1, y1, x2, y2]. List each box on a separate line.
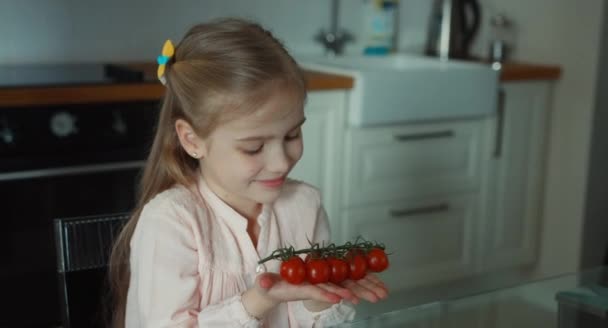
[258, 238, 389, 285]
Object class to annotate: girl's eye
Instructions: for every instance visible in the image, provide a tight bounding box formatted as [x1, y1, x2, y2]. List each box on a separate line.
[286, 131, 301, 141]
[242, 144, 263, 155]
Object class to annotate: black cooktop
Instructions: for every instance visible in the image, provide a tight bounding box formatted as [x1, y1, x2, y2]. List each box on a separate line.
[0, 63, 149, 88]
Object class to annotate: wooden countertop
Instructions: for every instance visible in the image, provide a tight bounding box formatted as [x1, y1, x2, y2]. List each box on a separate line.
[124, 61, 562, 83]
[0, 63, 353, 107]
[498, 61, 562, 81]
[0, 61, 559, 108]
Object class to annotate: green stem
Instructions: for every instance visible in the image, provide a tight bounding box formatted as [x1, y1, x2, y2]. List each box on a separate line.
[257, 242, 383, 264]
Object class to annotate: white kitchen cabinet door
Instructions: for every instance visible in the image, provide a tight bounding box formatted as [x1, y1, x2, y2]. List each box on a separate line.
[479, 81, 551, 271]
[289, 90, 346, 238]
[342, 193, 478, 291]
[343, 120, 485, 207]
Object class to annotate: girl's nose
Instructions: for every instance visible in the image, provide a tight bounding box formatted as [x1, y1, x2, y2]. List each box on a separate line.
[267, 146, 290, 173]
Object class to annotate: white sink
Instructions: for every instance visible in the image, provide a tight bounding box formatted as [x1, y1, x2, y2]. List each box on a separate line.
[297, 54, 499, 126]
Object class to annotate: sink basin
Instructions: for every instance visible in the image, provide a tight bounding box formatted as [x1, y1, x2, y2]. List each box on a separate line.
[297, 54, 499, 126]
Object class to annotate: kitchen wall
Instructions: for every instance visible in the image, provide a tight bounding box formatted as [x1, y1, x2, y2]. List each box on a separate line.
[3, 0, 604, 279]
[0, 0, 323, 63]
[0, 0, 433, 64]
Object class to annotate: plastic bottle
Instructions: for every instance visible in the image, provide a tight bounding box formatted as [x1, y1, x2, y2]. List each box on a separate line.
[362, 0, 399, 55]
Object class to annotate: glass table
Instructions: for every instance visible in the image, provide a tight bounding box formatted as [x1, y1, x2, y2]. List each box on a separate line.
[331, 267, 608, 328]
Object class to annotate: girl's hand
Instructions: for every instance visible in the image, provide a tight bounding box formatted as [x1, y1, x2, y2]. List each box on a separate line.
[302, 274, 389, 312]
[242, 272, 356, 318]
[254, 272, 357, 304]
[242, 272, 389, 318]
[340, 273, 389, 305]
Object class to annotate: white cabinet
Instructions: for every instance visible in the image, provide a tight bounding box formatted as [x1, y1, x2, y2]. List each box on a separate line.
[478, 81, 552, 271]
[292, 80, 553, 291]
[343, 194, 478, 291]
[290, 90, 346, 237]
[343, 120, 485, 206]
[340, 119, 488, 288]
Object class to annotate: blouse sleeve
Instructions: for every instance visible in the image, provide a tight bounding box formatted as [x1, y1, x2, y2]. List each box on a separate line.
[127, 203, 261, 328]
[288, 205, 356, 327]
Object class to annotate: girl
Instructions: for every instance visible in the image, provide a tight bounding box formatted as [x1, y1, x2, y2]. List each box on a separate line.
[110, 18, 388, 327]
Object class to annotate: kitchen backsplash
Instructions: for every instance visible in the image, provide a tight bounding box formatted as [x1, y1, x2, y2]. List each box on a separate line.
[0, 0, 433, 64]
[0, 0, 578, 65]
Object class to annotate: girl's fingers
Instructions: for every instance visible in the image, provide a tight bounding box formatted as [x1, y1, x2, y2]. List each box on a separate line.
[342, 279, 380, 303]
[364, 273, 388, 298]
[316, 283, 359, 304]
[357, 276, 388, 300]
[258, 274, 341, 304]
[365, 273, 388, 291]
[256, 272, 279, 290]
[301, 284, 342, 304]
[258, 272, 389, 305]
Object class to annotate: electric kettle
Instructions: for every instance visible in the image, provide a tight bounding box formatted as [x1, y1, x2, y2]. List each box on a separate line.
[425, 0, 481, 59]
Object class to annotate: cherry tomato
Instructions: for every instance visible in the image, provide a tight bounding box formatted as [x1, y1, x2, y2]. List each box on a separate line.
[366, 248, 389, 272]
[306, 258, 331, 284]
[280, 256, 306, 284]
[346, 250, 367, 280]
[327, 257, 350, 284]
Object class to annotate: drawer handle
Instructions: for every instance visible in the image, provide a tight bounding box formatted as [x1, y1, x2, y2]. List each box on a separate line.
[494, 88, 506, 158]
[389, 203, 450, 218]
[393, 130, 454, 142]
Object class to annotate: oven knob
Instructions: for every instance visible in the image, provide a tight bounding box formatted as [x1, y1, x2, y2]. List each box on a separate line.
[112, 111, 127, 135]
[0, 127, 14, 145]
[0, 118, 14, 145]
[50, 112, 78, 138]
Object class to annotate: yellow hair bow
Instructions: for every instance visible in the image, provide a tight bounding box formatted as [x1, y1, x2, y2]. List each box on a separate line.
[157, 40, 175, 85]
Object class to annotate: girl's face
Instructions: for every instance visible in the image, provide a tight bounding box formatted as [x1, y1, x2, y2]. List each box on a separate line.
[196, 90, 305, 217]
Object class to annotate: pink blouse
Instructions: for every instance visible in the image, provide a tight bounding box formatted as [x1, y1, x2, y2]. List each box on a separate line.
[125, 176, 355, 327]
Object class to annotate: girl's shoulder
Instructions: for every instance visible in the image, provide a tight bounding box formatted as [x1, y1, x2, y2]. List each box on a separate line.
[139, 183, 203, 226]
[145, 183, 197, 208]
[277, 178, 322, 209]
[130, 184, 212, 262]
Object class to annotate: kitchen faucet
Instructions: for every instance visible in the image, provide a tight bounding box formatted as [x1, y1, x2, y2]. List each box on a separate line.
[314, 0, 353, 56]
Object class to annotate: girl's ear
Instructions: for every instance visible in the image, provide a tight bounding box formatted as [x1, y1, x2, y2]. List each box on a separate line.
[175, 119, 208, 159]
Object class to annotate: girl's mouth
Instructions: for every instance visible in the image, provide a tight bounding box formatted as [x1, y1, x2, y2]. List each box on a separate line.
[258, 177, 285, 188]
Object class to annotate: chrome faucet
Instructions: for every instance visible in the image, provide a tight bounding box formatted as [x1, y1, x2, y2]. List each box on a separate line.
[314, 0, 353, 56]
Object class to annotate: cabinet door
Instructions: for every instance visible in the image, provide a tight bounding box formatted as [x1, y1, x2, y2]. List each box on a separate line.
[290, 90, 346, 238]
[342, 194, 478, 291]
[343, 120, 484, 207]
[480, 82, 551, 271]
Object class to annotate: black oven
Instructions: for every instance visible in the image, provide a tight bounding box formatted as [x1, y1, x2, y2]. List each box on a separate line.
[0, 101, 158, 327]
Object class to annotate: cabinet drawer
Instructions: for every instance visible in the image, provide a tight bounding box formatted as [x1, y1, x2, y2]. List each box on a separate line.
[341, 194, 477, 291]
[343, 120, 484, 206]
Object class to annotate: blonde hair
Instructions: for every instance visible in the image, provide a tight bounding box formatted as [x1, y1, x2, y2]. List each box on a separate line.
[108, 18, 306, 328]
